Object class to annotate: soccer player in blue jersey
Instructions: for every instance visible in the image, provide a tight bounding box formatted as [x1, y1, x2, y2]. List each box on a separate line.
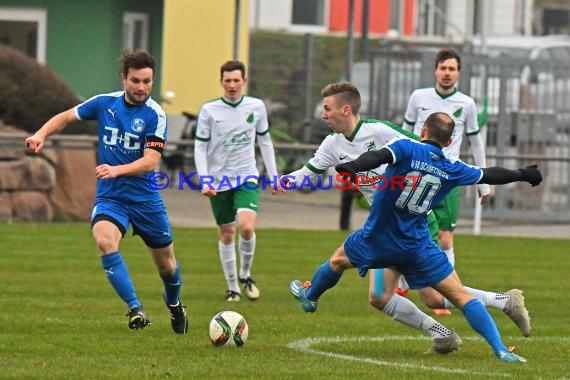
[25, 50, 188, 334]
[290, 112, 542, 363]
[282, 82, 529, 355]
[401, 49, 490, 316]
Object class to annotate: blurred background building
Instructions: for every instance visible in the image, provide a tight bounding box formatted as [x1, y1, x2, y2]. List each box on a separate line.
[249, 0, 533, 37]
[1, 0, 569, 226]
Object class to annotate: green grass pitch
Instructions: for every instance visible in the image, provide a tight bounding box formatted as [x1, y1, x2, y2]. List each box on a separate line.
[1, 223, 569, 379]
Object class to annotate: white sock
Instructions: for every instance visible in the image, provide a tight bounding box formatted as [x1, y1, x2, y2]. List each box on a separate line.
[238, 234, 256, 279]
[398, 275, 410, 291]
[219, 241, 239, 292]
[443, 286, 508, 310]
[382, 294, 451, 339]
[444, 248, 455, 267]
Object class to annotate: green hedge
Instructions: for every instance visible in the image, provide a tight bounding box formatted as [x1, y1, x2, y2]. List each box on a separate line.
[0, 43, 94, 134]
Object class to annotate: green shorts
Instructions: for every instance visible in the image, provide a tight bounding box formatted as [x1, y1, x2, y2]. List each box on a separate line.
[209, 182, 260, 225]
[426, 210, 440, 246]
[433, 187, 460, 231]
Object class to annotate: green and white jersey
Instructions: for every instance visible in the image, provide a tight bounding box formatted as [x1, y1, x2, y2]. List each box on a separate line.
[403, 88, 479, 160]
[305, 119, 417, 203]
[195, 95, 271, 189]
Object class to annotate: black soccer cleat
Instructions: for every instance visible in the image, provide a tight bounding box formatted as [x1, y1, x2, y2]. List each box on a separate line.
[167, 300, 189, 334]
[225, 290, 241, 302]
[127, 306, 151, 330]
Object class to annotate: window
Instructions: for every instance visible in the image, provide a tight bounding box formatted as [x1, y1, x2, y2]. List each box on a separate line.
[292, 0, 325, 26]
[123, 12, 149, 50]
[0, 7, 46, 63]
[417, 0, 447, 36]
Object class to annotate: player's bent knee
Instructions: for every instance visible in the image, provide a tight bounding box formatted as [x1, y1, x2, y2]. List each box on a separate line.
[419, 293, 438, 308]
[158, 261, 177, 275]
[94, 238, 119, 255]
[369, 292, 391, 310]
[240, 226, 255, 239]
[419, 287, 445, 308]
[369, 295, 384, 309]
[151, 246, 176, 273]
[329, 254, 351, 272]
[438, 231, 454, 249]
[369, 298, 382, 309]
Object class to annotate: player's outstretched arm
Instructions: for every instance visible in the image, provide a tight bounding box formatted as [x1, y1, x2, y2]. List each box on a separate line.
[480, 165, 542, 187]
[25, 108, 77, 153]
[335, 148, 394, 183]
[279, 166, 320, 193]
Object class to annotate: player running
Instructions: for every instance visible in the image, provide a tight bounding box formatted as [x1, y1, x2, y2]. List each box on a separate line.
[194, 60, 281, 302]
[25, 50, 188, 334]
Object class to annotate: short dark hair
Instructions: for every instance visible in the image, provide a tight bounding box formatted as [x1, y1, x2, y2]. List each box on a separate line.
[425, 112, 455, 145]
[220, 60, 246, 79]
[320, 82, 362, 115]
[118, 49, 156, 77]
[435, 48, 461, 71]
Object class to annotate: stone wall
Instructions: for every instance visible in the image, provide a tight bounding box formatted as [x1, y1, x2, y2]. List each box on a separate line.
[0, 126, 96, 222]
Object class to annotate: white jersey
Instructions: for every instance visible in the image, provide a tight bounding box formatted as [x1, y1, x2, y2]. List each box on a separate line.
[195, 96, 273, 189]
[304, 119, 417, 203]
[403, 87, 479, 160]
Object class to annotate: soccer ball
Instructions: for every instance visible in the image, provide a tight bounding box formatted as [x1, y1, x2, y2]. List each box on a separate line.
[208, 310, 248, 347]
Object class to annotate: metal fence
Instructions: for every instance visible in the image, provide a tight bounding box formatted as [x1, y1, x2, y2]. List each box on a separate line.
[368, 48, 570, 222]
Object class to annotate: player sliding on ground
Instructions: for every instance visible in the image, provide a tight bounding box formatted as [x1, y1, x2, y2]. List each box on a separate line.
[280, 82, 530, 355]
[290, 111, 542, 363]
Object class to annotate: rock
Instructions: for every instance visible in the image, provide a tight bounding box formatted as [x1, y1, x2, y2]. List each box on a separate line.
[12, 191, 53, 222]
[0, 192, 12, 222]
[50, 149, 96, 221]
[0, 156, 56, 191]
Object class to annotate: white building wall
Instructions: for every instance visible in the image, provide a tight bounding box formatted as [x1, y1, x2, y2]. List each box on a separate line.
[444, 0, 534, 37]
[445, 0, 471, 38]
[488, 0, 516, 35]
[249, 0, 292, 30]
[248, 0, 533, 37]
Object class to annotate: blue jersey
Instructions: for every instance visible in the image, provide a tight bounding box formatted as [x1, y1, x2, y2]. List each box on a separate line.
[75, 91, 167, 202]
[362, 139, 482, 251]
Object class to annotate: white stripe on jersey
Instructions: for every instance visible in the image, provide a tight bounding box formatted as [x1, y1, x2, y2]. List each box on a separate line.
[146, 97, 167, 140]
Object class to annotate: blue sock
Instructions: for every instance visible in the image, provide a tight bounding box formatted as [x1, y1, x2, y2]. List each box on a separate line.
[160, 261, 182, 306]
[101, 252, 140, 310]
[462, 298, 508, 354]
[306, 261, 342, 301]
[372, 269, 384, 299]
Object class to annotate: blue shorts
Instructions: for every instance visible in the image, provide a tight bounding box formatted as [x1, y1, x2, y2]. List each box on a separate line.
[344, 229, 452, 289]
[91, 198, 173, 249]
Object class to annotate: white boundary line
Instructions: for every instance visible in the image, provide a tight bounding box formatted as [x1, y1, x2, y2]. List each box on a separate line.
[287, 335, 569, 377]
